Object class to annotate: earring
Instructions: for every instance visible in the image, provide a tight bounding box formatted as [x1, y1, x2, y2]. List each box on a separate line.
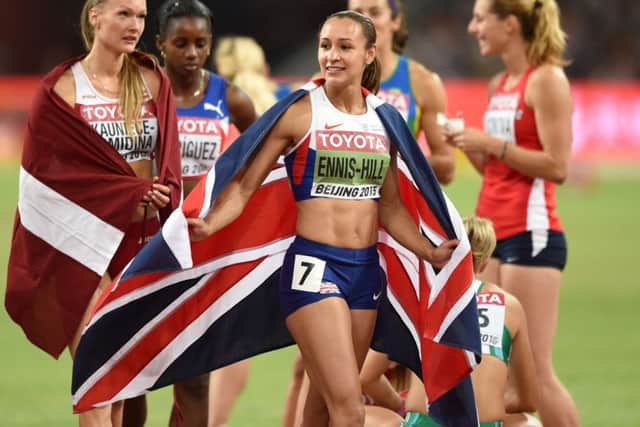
[161, 50, 166, 58]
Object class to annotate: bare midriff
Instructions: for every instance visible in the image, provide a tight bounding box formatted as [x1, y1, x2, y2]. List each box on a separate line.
[295, 198, 379, 249]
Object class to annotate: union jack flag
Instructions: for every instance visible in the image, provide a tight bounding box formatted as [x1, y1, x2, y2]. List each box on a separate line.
[72, 81, 481, 426]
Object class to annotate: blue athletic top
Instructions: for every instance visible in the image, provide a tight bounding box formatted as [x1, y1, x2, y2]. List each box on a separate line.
[378, 55, 421, 137]
[177, 71, 232, 180]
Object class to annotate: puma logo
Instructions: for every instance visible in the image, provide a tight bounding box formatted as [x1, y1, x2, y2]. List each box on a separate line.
[204, 100, 224, 117]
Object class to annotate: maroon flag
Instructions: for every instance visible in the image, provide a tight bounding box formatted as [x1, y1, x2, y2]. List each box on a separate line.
[5, 54, 181, 358]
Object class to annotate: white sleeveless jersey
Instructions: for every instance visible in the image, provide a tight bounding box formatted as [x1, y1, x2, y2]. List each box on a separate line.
[71, 62, 159, 163]
[284, 85, 391, 201]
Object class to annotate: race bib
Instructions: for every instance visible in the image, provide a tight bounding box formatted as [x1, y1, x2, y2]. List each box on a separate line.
[179, 116, 225, 177]
[477, 292, 506, 350]
[484, 92, 519, 146]
[291, 255, 326, 293]
[311, 130, 390, 200]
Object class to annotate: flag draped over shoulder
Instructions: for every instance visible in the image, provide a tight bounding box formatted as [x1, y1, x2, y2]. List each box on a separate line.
[5, 54, 182, 358]
[72, 81, 480, 426]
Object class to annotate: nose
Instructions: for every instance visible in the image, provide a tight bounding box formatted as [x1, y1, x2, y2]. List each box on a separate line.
[132, 17, 144, 34]
[467, 19, 476, 35]
[327, 46, 341, 62]
[185, 43, 197, 59]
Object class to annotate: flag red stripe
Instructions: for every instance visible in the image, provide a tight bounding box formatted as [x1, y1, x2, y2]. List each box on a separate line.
[423, 252, 475, 339]
[378, 244, 420, 328]
[74, 258, 264, 411]
[190, 179, 296, 264]
[398, 173, 447, 238]
[421, 339, 472, 401]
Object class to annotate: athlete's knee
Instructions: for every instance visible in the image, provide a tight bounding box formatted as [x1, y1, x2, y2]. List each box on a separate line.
[329, 398, 365, 426]
[323, 388, 365, 425]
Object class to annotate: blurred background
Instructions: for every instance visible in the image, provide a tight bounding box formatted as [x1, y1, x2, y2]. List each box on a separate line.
[1, 1, 639, 426]
[1, 0, 640, 163]
[2, 0, 639, 78]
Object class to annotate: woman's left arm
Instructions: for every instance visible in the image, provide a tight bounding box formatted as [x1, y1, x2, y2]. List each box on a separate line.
[379, 149, 458, 269]
[449, 66, 573, 184]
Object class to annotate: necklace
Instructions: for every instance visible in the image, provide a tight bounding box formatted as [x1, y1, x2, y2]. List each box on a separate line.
[191, 69, 206, 98]
[85, 59, 121, 96]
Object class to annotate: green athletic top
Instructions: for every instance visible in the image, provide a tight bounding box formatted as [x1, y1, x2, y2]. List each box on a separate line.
[402, 412, 504, 427]
[477, 281, 513, 364]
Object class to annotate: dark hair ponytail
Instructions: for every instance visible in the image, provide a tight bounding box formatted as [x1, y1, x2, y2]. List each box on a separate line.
[362, 57, 381, 93]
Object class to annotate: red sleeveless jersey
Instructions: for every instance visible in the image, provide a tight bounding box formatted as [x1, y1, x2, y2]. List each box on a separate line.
[476, 68, 563, 240]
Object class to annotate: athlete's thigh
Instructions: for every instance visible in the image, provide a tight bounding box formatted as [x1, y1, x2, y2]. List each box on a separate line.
[500, 264, 562, 371]
[350, 309, 378, 370]
[286, 297, 360, 399]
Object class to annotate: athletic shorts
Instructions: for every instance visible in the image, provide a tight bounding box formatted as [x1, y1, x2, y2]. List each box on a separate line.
[492, 230, 567, 271]
[279, 235, 385, 318]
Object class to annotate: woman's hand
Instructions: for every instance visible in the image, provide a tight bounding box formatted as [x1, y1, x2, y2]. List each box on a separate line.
[426, 239, 459, 269]
[443, 126, 495, 154]
[144, 176, 171, 210]
[186, 217, 215, 241]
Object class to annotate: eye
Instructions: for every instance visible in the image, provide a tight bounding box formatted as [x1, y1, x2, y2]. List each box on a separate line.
[118, 10, 130, 17]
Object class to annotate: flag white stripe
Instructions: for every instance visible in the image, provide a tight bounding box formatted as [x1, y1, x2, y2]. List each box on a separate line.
[88, 236, 294, 327]
[73, 271, 216, 404]
[115, 254, 284, 401]
[162, 210, 193, 269]
[18, 167, 124, 276]
[433, 283, 477, 343]
[74, 254, 284, 406]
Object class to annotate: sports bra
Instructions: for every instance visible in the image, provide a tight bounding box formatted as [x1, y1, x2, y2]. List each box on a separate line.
[284, 85, 391, 201]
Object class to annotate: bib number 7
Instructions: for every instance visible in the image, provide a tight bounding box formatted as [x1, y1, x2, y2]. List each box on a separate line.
[291, 255, 326, 293]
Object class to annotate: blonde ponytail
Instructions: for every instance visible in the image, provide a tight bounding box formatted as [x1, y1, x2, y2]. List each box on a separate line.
[462, 217, 497, 272]
[491, 0, 569, 66]
[214, 37, 278, 115]
[528, 0, 569, 66]
[80, 0, 146, 135]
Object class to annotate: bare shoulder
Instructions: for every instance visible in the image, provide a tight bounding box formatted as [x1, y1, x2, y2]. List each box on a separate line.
[277, 92, 311, 141]
[225, 80, 252, 106]
[138, 61, 162, 100]
[52, 69, 76, 107]
[526, 64, 571, 103]
[530, 64, 569, 87]
[504, 289, 526, 334]
[408, 58, 445, 104]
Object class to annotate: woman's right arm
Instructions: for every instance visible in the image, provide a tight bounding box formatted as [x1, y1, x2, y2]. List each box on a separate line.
[505, 294, 539, 413]
[188, 98, 308, 240]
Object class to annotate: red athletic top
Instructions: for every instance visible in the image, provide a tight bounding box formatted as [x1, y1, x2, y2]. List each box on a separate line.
[476, 68, 562, 240]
